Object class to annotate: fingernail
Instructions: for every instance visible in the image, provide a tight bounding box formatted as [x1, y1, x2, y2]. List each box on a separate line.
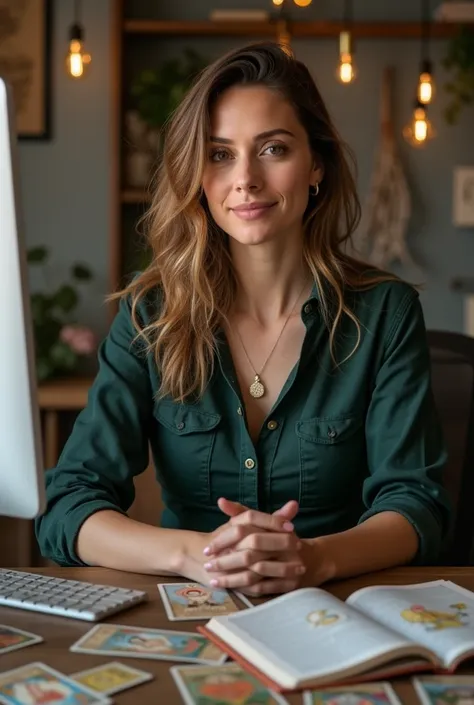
[283, 521, 294, 531]
[204, 562, 213, 570]
[203, 546, 211, 555]
[297, 565, 306, 574]
[210, 579, 219, 587]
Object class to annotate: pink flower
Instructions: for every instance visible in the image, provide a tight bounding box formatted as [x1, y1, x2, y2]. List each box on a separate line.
[60, 325, 96, 355]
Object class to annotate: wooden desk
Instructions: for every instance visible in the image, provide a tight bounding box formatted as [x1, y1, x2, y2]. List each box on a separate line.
[2, 566, 474, 704]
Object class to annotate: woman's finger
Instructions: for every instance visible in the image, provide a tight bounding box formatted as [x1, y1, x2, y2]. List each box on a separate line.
[204, 549, 269, 573]
[230, 509, 294, 533]
[233, 531, 301, 554]
[238, 578, 299, 596]
[250, 560, 306, 579]
[204, 518, 294, 557]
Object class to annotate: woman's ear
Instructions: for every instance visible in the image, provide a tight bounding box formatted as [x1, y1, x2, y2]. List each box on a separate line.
[312, 157, 324, 187]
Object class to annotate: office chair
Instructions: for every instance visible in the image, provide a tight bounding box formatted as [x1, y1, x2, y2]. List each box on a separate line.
[427, 330, 474, 565]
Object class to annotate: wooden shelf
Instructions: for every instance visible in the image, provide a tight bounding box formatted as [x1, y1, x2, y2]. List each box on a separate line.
[123, 19, 464, 39]
[121, 189, 152, 204]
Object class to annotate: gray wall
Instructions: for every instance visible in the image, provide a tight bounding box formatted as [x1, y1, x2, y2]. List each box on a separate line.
[18, 0, 474, 338]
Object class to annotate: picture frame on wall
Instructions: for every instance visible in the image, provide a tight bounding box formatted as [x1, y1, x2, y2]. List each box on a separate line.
[453, 166, 474, 227]
[0, 0, 52, 140]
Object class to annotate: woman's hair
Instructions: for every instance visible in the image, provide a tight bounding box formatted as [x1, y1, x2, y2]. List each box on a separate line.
[115, 42, 397, 403]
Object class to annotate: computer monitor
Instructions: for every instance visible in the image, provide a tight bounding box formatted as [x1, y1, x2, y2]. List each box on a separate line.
[0, 76, 45, 519]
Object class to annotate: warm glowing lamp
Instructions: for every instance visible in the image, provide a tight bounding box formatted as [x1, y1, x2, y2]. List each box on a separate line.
[66, 0, 91, 79]
[403, 102, 435, 147]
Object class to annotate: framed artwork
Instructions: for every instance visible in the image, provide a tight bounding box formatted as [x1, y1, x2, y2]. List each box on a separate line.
[453, 167, 474, 227]
[0, 0, 52, 140]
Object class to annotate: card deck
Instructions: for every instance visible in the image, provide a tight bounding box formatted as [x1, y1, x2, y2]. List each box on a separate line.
[302, 682, 402, 705]
[0, 662, 111, 705]
[71, 661, 153, 695]
[413, 675, 474, 705]
[171, 662, 289, 705]
[157, 582, 241, 621]
[70, 623, 226, 665]
[0, 626, 43, 656]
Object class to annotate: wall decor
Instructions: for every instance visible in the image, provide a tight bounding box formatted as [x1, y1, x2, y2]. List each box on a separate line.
[0, 0, 52, 139]
[453, 166, 474, 227]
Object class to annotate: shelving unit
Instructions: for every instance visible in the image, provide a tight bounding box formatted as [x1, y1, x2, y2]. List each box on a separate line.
[109, 3, 467, 299]
[123, 19, 459, 39]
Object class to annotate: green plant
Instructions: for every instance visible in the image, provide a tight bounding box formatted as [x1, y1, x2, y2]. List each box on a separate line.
[443, 25, 474, 125]
[130, 48, 208, 129]
[27, 246, 95, 381]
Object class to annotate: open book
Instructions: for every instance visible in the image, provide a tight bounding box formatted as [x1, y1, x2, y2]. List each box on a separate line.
[198, 580, 474, 693]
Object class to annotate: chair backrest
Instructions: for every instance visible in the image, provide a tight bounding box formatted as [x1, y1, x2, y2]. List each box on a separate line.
[427, 330, 474, 565]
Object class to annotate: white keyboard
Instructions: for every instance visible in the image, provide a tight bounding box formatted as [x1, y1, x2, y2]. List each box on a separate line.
[0, 569, 147, 621]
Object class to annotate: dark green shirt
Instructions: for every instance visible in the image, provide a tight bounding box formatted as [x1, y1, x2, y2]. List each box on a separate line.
[35, 280, 451, 566]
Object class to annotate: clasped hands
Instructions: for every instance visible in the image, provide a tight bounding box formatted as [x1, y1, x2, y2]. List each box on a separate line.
[199, 497, 319, 596]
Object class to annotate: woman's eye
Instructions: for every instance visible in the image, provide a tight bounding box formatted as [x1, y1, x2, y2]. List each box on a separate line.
[263, 143, 287, 156]
[210, 149, 230, 162]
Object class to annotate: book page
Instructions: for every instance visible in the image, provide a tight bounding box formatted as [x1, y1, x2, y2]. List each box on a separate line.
[209, 588, 419, 683]
[347, 581, 474, 668]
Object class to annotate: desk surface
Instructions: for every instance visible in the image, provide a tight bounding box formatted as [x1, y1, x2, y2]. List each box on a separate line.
[2, 566, 474, 704]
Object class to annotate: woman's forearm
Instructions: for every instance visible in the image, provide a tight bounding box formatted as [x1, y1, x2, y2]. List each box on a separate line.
[310, 511, 419, 584]
[76, 510, 205, 576]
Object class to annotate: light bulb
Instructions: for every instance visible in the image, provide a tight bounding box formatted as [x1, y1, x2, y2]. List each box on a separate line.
[272, 0, 285, 5]
[417, 72, 435, 105]
[66, 25, 91, 79]
[338, 55, 356, 84]
[403, 104, 435, 147]
[337, 32, 356, 84]
[293, 0, 312, 6]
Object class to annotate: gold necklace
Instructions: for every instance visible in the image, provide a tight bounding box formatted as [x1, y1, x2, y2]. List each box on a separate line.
[234, 279, 310, 399]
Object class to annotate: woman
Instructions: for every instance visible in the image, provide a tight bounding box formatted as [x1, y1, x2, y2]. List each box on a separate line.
[35, 43, 450, 595]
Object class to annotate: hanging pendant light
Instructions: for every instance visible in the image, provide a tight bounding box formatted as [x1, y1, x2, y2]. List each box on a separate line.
[403, 101, 435, 147]
[66, 0, 92, 79]
[417, 0, 435, 104]
[403, 0, 436, 146]
[337, 0, 356, 84]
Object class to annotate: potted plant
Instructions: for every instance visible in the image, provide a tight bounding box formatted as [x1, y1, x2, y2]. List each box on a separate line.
[442, 25, 474, 124]
[27, 246, 96, 382]
[125, 48, 208, 187]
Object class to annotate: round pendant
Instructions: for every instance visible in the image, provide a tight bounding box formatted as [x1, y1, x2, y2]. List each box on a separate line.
[249, 376, 265, 398]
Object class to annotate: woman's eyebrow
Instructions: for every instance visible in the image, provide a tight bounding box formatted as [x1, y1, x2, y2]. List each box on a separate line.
[209, 128, 296, 144]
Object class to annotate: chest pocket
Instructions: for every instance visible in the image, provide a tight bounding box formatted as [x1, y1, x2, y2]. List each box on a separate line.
[152, 402, 221, 506]
[296, 414, 365, 508]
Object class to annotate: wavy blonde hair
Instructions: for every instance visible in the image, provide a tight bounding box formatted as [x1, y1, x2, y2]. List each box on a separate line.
[115, 42, 397, 403]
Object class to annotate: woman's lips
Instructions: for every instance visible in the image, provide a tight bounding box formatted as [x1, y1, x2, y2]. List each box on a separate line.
[231, 203, 277, 220]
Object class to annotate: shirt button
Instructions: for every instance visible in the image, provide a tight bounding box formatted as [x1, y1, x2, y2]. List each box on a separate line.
[244, 458, 255, 469]
[304, 303, 312, 314]
[267, 420, 278, 430]
[237, 407, 243, 416]
[327, 428, 337, 439]
[176, 422, 185, 430]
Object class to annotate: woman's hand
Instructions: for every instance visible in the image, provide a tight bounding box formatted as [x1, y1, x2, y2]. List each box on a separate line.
[202, 498, 308, 595]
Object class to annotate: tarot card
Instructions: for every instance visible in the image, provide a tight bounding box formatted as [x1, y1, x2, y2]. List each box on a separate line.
[413, 675, 474, 705]
[171, 662, 289, 705]
[233, 591, 254, 609]
[0, 662, 111, 705]
[70, 623, 226, 665]
[303, 682, 403, 705]
[0, 626, 43, 655]
[158, 582, 240, 621]
[71, 661, 153, 695]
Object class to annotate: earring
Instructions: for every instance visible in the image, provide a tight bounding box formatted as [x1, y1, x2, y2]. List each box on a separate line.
[309, 183, 319, 197]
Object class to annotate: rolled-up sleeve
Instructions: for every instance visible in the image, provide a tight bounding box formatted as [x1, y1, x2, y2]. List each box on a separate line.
[35, 296, 154, 566]
[359, 291, 451, 564]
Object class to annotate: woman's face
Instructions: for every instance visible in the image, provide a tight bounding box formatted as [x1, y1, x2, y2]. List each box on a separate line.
[202, 85, 322, 249]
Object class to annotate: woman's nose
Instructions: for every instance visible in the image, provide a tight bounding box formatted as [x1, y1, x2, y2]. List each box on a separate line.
[234, 156, 263, 193]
